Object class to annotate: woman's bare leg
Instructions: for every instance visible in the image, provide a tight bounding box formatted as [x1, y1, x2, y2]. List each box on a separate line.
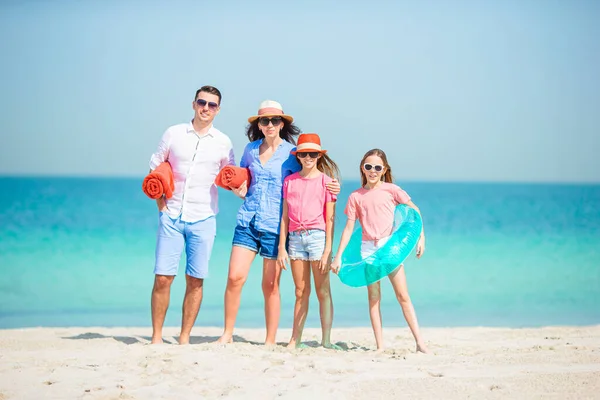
[216, 246, 256, 344]
[262, 258, 283, 345]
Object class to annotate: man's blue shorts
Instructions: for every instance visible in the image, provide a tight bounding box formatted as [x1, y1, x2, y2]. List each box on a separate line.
[154, 212, 216, 279]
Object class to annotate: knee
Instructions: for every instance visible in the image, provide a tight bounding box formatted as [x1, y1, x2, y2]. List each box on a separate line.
[154, 275, 174, 291]
[396, 291, 411, 304]
[368, 288, 381, 303]
[262, 278, 279, 296]
[186, 276, 204, 290]
[316, 285, 330, 302]
[227, 274, 246, 290]
[295, 285, 310, 301]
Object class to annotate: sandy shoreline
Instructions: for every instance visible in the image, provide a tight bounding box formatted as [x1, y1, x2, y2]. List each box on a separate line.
[1, 326, 599, 399]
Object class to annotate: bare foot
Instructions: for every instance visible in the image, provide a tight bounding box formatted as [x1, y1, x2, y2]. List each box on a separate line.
[416, 342, 430, 354]
[178, 335, 190, 345]
[215, 334, 233, 344]
[323, 342, 343, 350]
[151, 336, 163, 344]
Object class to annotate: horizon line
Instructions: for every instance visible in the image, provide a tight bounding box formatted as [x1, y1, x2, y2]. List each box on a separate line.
[0, 174, 598, 186]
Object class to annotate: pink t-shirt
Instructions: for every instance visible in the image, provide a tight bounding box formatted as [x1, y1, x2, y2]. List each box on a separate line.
[283, 172, 337, 232]
[344, 182, 411, 241]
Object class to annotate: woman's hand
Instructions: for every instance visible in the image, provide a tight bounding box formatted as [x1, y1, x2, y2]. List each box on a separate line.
[416, 234, 426, 259]
[231, 181, 248, 199]
[277, 247, 289, 270]
[325, 179, 341, 195]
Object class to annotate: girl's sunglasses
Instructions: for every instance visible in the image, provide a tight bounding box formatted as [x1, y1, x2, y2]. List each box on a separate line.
[297, 152, 320, 159]
[195, 99, 219, 111]
[258, 117, 283, 126]
[364, 163, 384, 172]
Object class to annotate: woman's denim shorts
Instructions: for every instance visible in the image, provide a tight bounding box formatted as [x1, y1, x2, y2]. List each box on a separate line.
[288, 229, 326, 261]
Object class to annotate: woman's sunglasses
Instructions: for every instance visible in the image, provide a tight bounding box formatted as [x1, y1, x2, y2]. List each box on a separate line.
[364, 163, 384, 172]
[258, 117, 283, 127]
[195, 99, 219, 111]
[297, 152, 320, 159]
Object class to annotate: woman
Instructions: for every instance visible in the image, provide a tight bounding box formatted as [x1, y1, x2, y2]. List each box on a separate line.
[217, 100, 340, 345]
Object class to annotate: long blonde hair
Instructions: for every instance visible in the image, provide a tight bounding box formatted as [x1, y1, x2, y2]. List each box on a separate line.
[317, 153, 340, 181]
[359, 148, 393, 187]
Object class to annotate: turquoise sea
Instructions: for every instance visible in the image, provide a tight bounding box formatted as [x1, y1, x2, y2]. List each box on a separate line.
[0, 177, 599, 329]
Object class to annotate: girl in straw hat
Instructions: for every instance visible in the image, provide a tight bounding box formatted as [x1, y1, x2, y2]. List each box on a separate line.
[277, 133, 342, 349]
[217, 101, 340, 345]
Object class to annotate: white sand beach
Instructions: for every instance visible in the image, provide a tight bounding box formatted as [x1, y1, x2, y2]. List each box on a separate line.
[1, 326, 599, 399]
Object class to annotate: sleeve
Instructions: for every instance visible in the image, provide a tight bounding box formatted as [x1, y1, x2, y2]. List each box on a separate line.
[149, 128, 172, 170]
[240, 143, 251, 168]
[344, 193, 358, 220]
[220, 137, 236, 169]
[392, 185, 411, 205]
[324, 175, 337, 202]
[282, 153, 302, 178]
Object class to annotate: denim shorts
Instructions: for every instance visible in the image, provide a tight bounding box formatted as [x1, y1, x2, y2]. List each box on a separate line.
[232, 218, 279, 259]
[288, 229, 326, 261]
[154, 212, 216, 279]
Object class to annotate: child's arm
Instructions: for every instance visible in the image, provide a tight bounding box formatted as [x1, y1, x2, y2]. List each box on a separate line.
[330, 218, 356, 274]
[319, 201, 336, 274]
[406, 200, 426, 259]
[277, 200, 290, 270]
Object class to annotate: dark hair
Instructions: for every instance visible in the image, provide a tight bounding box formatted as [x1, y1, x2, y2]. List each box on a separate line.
[359, 148, 393, 187]
[245, 119, 301, 144]
[195, 86, 222, 104]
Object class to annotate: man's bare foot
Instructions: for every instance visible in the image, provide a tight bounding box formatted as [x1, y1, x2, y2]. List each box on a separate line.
[416, 342, 430, 354]
[323, 342, 342, 350]
[215, 334, 233, 344]
[287, 340, 297, 349]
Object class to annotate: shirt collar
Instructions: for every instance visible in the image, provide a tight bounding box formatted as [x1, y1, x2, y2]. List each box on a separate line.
[187, 120, 215, 137]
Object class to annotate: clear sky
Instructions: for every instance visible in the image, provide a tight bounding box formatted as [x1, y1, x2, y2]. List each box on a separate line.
[1, 0, 599, 182]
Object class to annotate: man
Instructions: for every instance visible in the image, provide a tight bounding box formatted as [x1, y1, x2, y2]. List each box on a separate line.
[148, 86, 235, 344]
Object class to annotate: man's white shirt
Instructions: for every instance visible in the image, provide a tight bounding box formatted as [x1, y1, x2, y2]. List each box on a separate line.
[149, 122, 235, 222]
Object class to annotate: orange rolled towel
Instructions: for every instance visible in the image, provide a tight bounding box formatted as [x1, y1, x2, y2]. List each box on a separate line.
[142, 162, 175, 199]
[215, 166, 251, 191]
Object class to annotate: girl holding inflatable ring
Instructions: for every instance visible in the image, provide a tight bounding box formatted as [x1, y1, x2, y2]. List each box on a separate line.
[331, 149, 429, 353]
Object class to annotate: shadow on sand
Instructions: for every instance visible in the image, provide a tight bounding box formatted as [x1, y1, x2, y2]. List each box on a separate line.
[61, 332, 257, 346]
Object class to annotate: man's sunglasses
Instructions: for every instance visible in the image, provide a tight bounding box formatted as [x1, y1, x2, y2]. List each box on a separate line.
[258, 117, 283, 126]
[195, 99, 219, 111]
[364, 163, 384, 172]
[297, 152, 320, 159]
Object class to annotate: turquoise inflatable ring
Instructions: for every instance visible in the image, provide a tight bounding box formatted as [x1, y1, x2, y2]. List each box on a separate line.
[337, 204, 422, 288]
